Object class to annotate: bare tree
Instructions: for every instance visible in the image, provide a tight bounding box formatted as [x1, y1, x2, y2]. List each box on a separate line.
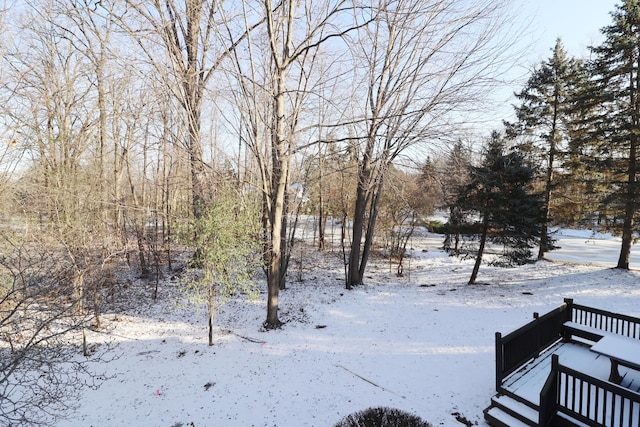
[0, 222, 111, 426]
[230, 0, 372, 328]
[378, 167, 434, 275]
[344, 0, 515, 288]
[117, 1, 255, 218]
[117, 0, 212, 223]
[0, 0, 113, 397]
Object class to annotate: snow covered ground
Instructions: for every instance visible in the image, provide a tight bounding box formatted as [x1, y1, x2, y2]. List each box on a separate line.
[547, 228, 640, 267]
[55, 229, 640, 427]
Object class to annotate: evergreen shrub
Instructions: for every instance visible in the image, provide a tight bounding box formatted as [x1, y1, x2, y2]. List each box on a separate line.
[334, 406, 432, 427]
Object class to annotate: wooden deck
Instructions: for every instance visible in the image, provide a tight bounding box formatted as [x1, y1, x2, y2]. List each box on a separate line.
[486, 300, 640, 426]
[502, 340, 640, 407]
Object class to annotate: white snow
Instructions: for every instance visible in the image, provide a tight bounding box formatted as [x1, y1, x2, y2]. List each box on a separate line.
[590, 335, 640, 368]
[52, 229, 640, 427]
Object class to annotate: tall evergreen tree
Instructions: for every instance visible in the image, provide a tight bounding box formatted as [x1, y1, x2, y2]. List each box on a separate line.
[507, 39, 581, 259]
[559, 62, 604, 227]
[457, 131, 543, 285]
[582, 0, 640, 269]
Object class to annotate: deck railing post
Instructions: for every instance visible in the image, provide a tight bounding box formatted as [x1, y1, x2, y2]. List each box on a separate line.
[533, 312, 541, 357]
[562, 298, 574, 341]
[539, 354, 560, 427]
[495, 331, 503, 392]
[564, 298, 574, 320]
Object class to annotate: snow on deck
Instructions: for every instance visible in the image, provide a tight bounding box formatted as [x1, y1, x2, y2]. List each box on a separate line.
[591, 335, 640, 369]
[501, 341, 640, 406]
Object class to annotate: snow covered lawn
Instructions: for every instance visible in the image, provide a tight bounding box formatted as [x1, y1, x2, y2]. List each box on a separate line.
[58, 234, 640, 427]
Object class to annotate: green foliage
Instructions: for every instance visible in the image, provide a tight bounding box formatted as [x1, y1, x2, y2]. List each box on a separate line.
[507, 39, 581, 146]
[585, 1, 640, 195]
[176, 183, 262, 320]
[506, 39, 582, 256]
[569, 0, 640, 267]
[423, 220, 446, 234]
[456, 132, 544, 267]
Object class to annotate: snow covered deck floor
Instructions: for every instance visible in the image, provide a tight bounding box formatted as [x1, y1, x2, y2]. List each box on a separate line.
[502, 340, 640, 407]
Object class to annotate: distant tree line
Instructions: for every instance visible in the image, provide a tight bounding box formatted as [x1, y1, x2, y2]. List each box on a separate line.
[0, 0, 513, 332]
[0, 1, 514, 423]
[424, 0, 640, 282]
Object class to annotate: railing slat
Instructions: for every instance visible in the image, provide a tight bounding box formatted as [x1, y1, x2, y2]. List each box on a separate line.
[571, 303, 640, 339]
[551, 361, 640, 426]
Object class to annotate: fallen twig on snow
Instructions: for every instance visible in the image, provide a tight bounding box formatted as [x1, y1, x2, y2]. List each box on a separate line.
[221, 328, 267, 344]
[336, 364, 406, 399]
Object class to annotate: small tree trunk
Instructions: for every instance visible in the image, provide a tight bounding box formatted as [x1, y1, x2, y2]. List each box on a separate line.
[396, 212, 416, 276]
[617, 134, 637, 269]
[266, 191, 285, 328]
[74, 271, 89, 356]
[318, 194, 326, 251]
[208, 283, 215, 346]
[135, 221, 148, 276]
[538, 111, 557, 260]
[318, 151, 326, 251]
[347, 188, 368, 289]
[338, 194, 349, 280]
[469, 219, 489, 285]
[279, 186, 289, 290]
[359, 178, 383, 280]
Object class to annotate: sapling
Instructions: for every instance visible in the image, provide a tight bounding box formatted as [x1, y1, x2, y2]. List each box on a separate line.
[177, 182, 261, 345]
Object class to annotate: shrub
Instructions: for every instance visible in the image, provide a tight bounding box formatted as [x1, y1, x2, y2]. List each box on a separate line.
[334, 406, 432, 427]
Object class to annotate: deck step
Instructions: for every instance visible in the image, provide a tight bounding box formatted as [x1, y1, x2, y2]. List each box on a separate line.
[484, 406, 531, 427]
[555, 412, 590, 427]
[492, 395, 538, 425]
[484, 394, 538, 426]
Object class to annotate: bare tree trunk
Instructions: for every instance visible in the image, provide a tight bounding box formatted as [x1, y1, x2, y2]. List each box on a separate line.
[359, 176, 384, 282]
[124, 152, 149, 276]
[347, 132, 377, 288]
[347, 186, 368, 289]
[279, 179, 290, 290]
[208, 278, 215, 346]
[265, 65, 289, 327]
[469, 219, 489, 285]
[318, 178, 326, 250]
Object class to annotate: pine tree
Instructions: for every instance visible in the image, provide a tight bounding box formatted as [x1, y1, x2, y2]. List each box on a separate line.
[581, 0, 640, 269]
[558, 62, 604, 227]
[457, 131, 543, 285]
[506, 39, 581, 259]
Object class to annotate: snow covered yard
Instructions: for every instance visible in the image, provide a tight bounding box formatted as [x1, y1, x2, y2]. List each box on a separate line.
[57, 233, 640, 427]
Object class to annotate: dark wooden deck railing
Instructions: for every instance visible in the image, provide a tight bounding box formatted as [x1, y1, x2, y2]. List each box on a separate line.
[538, 358, 559, 426]
[494, 298, 640, 425]
[495, 300, 571, 392]
[570, 302, 640, 339]
[540, 354, 640, 427]
[495, 299, 640, 394]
